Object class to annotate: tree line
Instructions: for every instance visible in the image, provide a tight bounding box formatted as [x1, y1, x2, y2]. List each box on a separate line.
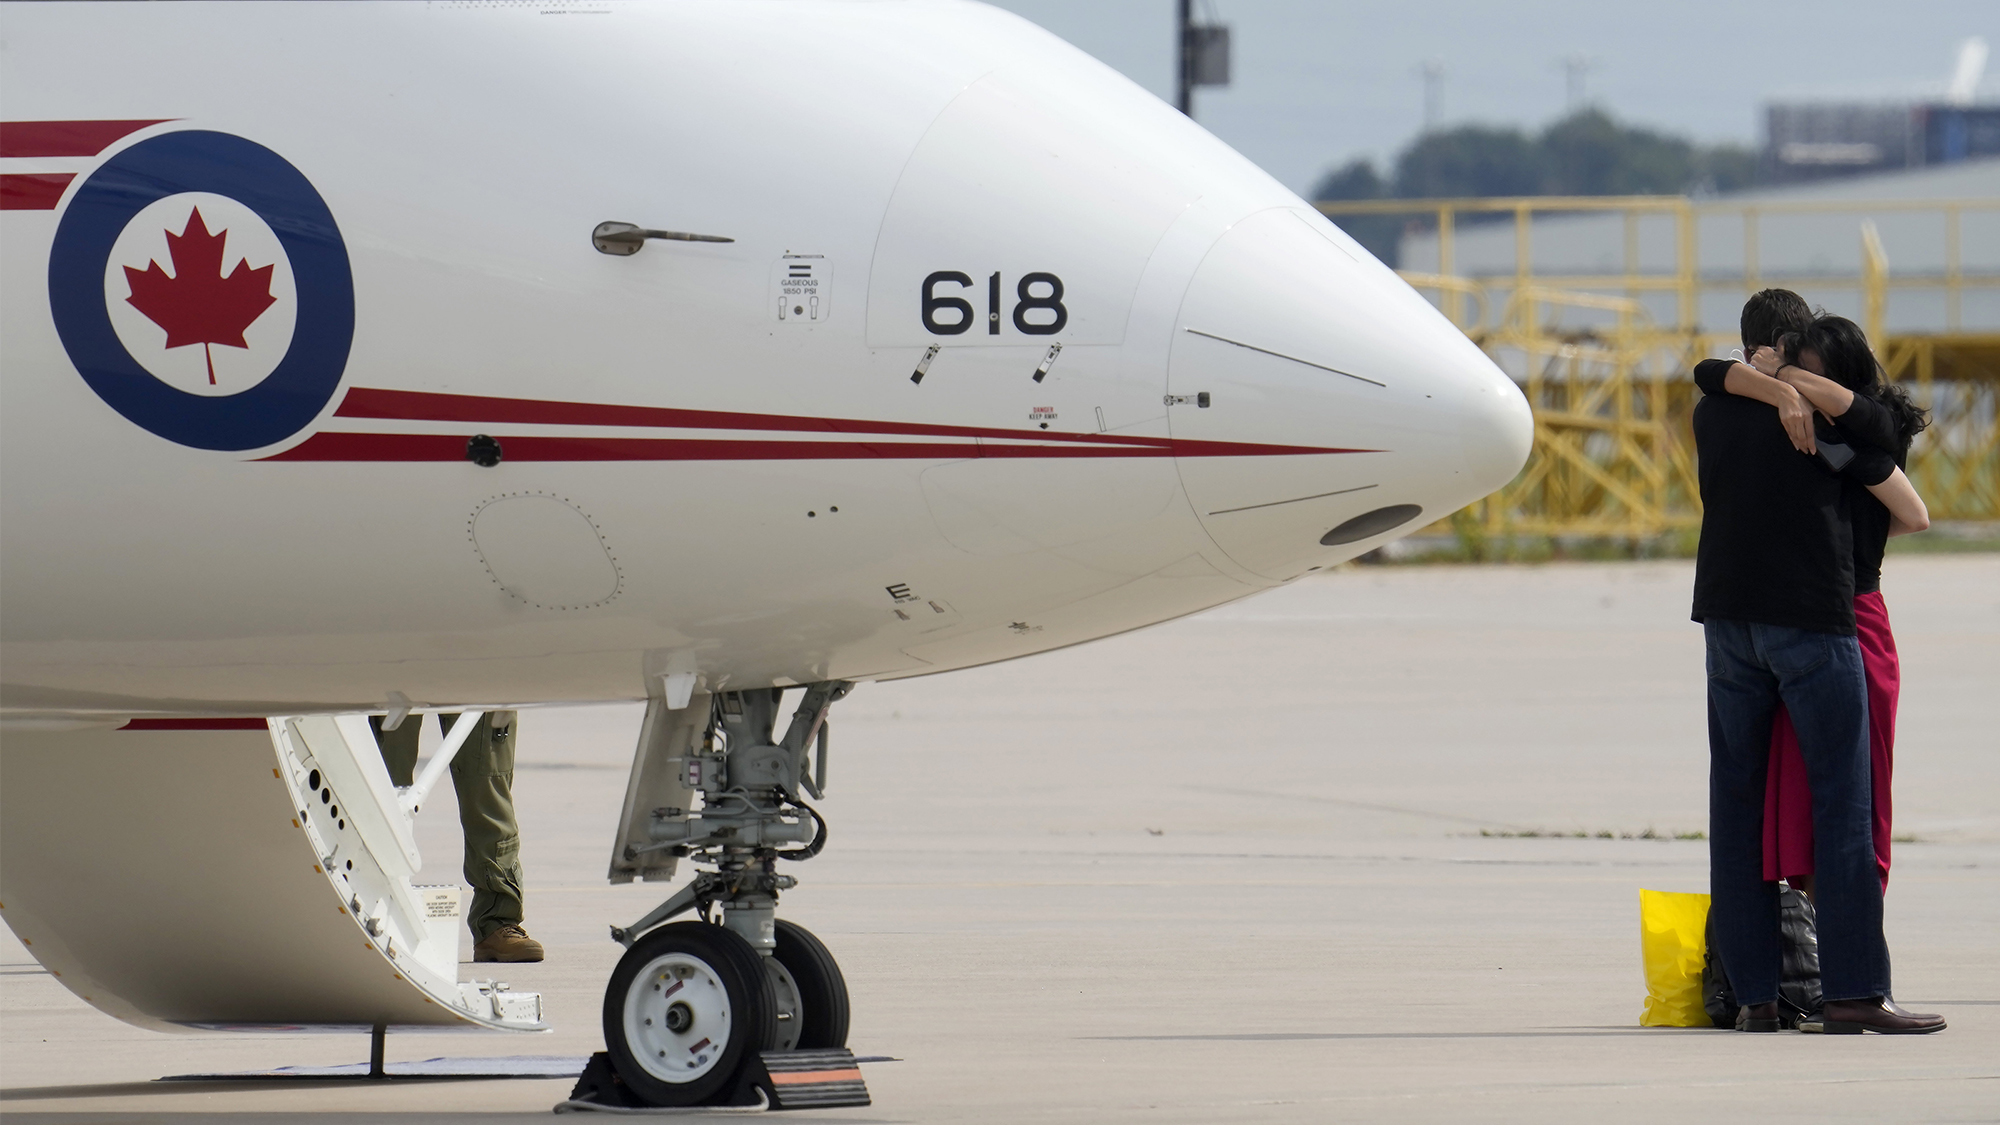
[1314, 109, 1758, 265]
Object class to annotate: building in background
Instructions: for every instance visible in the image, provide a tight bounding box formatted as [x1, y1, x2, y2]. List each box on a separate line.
[1764, 102, 2000, 184]
[1764, 36, 1998, 184]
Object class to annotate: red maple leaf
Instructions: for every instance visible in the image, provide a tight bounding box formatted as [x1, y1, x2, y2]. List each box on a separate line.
[124, 207, 278, 385]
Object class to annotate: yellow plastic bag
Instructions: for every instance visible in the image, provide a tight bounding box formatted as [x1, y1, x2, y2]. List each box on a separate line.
[1638, 888, 1712, 1027]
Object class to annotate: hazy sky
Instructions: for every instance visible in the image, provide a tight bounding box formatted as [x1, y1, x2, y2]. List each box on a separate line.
[984, 0, 1999, 194]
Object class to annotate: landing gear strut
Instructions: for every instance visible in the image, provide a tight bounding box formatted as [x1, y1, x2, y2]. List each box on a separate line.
[601, 682, 853, 1106]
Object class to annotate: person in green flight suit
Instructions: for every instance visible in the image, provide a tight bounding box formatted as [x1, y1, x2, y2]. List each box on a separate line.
[369, 710, 544, 962]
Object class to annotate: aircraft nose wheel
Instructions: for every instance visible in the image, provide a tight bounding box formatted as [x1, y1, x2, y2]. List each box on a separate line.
[772, 918, 850, 1050]
[604, 922, 776, 1106]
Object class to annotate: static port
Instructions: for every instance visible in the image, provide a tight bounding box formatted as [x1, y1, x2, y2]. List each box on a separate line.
[1320, 504, 1424, 546]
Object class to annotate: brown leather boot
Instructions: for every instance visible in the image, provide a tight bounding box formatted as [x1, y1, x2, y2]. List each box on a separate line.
[473, 924, 545, 963]
[1807, 997, 1946, 1035]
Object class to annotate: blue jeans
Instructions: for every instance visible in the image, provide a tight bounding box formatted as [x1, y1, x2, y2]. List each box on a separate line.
[1704, 619, 1889, 1004]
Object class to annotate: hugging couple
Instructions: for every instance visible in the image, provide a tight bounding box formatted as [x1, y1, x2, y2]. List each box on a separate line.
[1690, 289, 1944, 1035]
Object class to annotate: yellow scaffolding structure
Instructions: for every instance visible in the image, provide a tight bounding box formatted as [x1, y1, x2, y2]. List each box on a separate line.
[1318, 195, 2000, 537]
[1883, 333, 2000, 520]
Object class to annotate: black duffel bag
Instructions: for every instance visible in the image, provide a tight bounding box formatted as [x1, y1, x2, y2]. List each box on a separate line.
[1702, 885, 1823, 1028]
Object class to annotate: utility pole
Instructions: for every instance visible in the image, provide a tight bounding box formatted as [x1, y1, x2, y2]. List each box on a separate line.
[1561, 54, 1592, 113]
[1177, 0, 1193, 116]
[1420, 58, 1444, 132]
[1177, 0, 1230, 119]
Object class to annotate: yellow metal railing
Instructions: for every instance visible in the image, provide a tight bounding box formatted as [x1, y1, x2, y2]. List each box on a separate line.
[1319, 195, 2000, 338]
[1861, 219, 1888, 346]
[1883, 334, 2000, 520]
[1319, 195, 2000, 535]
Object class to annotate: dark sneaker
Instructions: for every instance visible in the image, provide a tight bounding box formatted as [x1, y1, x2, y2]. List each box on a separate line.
[474, 924, 545, 963]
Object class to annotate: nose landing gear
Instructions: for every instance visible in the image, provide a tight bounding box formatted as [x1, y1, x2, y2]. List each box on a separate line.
[598, 683, 859, 1108]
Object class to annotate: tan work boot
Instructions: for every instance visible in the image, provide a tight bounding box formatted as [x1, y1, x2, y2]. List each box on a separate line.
[473, 924, 545, 963]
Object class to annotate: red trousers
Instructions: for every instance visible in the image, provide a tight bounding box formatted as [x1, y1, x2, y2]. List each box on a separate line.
[1763, 590, 1897, 890]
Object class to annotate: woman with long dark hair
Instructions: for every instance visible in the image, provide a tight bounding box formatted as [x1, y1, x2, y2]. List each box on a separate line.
[1745, 316, 1929, 901]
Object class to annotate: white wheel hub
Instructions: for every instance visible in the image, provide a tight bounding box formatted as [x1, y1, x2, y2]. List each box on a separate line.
[623, 952, 734, 1083]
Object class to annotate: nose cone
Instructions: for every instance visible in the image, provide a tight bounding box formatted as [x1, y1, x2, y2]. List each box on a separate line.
[1168, 208, 1531, 579]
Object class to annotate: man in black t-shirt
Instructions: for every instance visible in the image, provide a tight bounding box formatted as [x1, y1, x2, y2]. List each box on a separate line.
[1689, 290, 1896, 1033]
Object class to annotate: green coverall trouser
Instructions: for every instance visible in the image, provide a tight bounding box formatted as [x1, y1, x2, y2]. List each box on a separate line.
[368, 712, 525, 941]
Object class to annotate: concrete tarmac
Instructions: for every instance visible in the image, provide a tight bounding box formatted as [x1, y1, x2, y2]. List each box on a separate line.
[3, 556, 1995, 1123]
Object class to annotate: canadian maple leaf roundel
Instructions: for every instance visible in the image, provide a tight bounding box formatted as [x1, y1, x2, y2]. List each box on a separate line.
[123, 207, 278, 385]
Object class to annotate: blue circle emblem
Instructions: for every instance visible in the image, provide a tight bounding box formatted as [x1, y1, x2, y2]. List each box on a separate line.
[49, 131, 353, 452]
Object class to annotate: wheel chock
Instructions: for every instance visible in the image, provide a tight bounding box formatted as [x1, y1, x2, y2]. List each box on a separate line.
[757, 1049, 870, 1110]
[557, 1052, 654, 1111]
[557, 1048, 873, 1112]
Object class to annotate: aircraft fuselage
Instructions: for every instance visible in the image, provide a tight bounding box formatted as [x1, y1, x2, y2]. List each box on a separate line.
[0, 0, 1531, 717]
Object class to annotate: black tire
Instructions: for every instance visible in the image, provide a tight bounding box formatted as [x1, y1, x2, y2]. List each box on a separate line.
[773, 918, 850, 1049]
[603, 922, 777, 1106]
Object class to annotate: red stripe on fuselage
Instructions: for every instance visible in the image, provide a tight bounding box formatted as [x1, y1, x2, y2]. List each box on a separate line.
[120, 718, 268, 731]
[310, 387, 1378, 461]
[267, 432, 1148, 462]
[0, 172, 74, 210]
[0, 119, 172, 158]
[261, 432, 1366, 462]
[335, 386, 1182, 449]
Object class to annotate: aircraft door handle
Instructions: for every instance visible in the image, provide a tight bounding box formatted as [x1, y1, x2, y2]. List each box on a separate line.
[592, 221, 734, 255]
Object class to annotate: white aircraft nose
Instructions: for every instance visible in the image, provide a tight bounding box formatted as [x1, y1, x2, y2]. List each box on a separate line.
[1167, 208, 1532, 579]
